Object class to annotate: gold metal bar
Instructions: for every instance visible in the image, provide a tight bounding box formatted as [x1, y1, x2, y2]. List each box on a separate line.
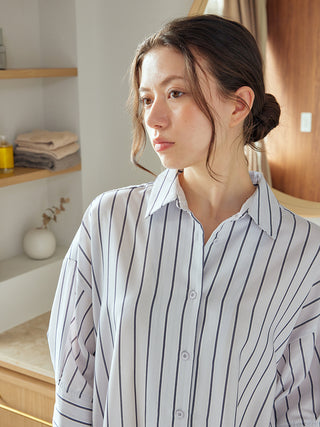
[0, 398, 52, 426]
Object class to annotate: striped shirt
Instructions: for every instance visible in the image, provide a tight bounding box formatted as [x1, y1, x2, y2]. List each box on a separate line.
[48, 169, 320, 427]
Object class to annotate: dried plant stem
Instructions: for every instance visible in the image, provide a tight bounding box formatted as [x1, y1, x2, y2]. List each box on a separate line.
[42, 197, 70, 228]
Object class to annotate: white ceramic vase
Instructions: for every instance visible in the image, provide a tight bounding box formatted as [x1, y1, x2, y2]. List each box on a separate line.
[23, 227, 56, 260]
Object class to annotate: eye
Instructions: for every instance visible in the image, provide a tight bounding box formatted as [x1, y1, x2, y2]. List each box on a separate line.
[169, 90, 184, 99]
[139, 96, 153, 107]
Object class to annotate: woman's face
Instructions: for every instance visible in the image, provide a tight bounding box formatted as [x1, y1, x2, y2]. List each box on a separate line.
[139, 46, 234, 172]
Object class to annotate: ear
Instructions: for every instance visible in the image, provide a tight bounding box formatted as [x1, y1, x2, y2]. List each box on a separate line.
[230, 86, 255, 127]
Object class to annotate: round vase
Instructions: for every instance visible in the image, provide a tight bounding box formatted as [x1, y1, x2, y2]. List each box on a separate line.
[23, 227, 56, 260]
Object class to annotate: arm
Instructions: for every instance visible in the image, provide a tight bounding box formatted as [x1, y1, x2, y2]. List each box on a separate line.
[48, 221, 96, 426]
[273, 282, 320, 426]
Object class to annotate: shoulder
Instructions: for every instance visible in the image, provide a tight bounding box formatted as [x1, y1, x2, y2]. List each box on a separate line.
[278, 203, 320, 242]
[83, 180, 154, 224]
[68, 181, 154, 259]
[276, 204, 320, 276]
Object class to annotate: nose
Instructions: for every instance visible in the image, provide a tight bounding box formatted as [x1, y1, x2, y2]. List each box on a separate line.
[144, 98, 169, 129]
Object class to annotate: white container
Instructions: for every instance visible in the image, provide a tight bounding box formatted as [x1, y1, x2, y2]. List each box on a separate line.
[23, 228, 56, 260]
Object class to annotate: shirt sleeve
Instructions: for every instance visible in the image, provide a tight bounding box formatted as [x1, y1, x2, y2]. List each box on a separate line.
[273, 282, 320, 427]
[48, 220, 96, 426]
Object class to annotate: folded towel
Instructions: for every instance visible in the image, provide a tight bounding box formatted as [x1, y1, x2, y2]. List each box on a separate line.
[15, 141, 80, 160]
[14, 151, 81, 172]
[15, 130, 78, 150]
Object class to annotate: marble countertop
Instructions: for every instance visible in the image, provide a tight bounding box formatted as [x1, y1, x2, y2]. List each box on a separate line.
[0, 312, 54, 382]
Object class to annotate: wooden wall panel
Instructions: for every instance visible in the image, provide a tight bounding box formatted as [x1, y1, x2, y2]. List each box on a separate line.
[265, 0, 320, 201]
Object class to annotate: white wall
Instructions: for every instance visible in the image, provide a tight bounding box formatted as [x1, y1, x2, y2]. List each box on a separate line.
[75, 0, 194, 208]
[0, 0, 82, 261]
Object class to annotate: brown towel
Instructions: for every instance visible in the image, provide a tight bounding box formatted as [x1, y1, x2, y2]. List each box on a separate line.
[15, 142, 80, 160]
[15, 130, 78, 150]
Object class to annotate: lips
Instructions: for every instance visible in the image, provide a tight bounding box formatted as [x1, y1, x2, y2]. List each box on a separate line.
[153, 139, 174, 153]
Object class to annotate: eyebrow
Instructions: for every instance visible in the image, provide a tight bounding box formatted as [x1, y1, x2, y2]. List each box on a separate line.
[139, 75, 186, 93]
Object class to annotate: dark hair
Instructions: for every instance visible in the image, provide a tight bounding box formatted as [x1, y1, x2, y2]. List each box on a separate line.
[128, 14, 280, 176]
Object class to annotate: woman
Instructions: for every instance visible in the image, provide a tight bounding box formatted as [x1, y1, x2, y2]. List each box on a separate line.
[48, 14, 320, 426]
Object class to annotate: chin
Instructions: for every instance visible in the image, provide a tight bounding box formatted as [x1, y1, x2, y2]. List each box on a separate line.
[158, 157, 185, 171]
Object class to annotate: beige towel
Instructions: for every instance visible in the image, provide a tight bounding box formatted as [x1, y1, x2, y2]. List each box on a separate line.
[15, 130, 78, 150]
[15, 142, 80, 160]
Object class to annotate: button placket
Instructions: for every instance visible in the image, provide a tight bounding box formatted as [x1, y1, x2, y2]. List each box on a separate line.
[175, 409, 185, 419]
[174, 221, 204, 426]
[189, 290, 197, 300]
[181, 350, 190, 361]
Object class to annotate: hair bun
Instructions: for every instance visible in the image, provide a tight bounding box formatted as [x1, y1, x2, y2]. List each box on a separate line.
[251, 93, 280, 142]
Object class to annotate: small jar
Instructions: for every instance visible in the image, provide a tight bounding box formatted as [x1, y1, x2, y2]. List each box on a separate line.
[0, 28, 6, 70]
[0, 135, 14, 173]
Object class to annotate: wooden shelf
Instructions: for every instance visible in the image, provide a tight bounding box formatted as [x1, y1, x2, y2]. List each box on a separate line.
[0, 164, 81, 187]
[0, 68, 77, 79]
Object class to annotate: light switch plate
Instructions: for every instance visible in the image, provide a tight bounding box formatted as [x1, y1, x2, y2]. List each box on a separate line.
[300, 112, 312, 132]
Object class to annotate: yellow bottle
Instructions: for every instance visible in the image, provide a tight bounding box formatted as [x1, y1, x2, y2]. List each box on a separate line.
[0, 135, 14, 173]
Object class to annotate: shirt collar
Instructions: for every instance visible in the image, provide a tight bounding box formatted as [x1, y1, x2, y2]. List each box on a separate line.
[146, 169, 281, 239]
[242, 171, 281, 239]
[145, 169, 181, 217]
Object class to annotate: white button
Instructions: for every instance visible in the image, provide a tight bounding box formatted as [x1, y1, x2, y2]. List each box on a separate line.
[175, 409, 184, 419]
[189, 290, 197, 299]
[181, 351, 190, 361]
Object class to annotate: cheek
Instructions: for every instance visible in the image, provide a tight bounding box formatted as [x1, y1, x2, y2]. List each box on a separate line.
[145, 123, 153, 141]
[142, 114, 151, 137]
[183, 107, 212, 139]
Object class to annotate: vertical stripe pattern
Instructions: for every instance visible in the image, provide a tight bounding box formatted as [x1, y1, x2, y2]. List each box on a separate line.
[48, 169, 320, 426]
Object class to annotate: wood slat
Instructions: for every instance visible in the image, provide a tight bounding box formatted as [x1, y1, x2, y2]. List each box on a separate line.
[189, 0, 208, 15]
[265, 0, 320, 201]
[0, 164, 81, 187]
[0, 68, 77, 79]
[0, 366, 54, 427]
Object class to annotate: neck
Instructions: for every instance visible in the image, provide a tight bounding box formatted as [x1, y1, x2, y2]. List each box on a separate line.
[178, 153, 255, 242]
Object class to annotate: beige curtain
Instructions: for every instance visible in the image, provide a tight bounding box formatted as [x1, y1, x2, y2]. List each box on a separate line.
[204, 0, 272, 185]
